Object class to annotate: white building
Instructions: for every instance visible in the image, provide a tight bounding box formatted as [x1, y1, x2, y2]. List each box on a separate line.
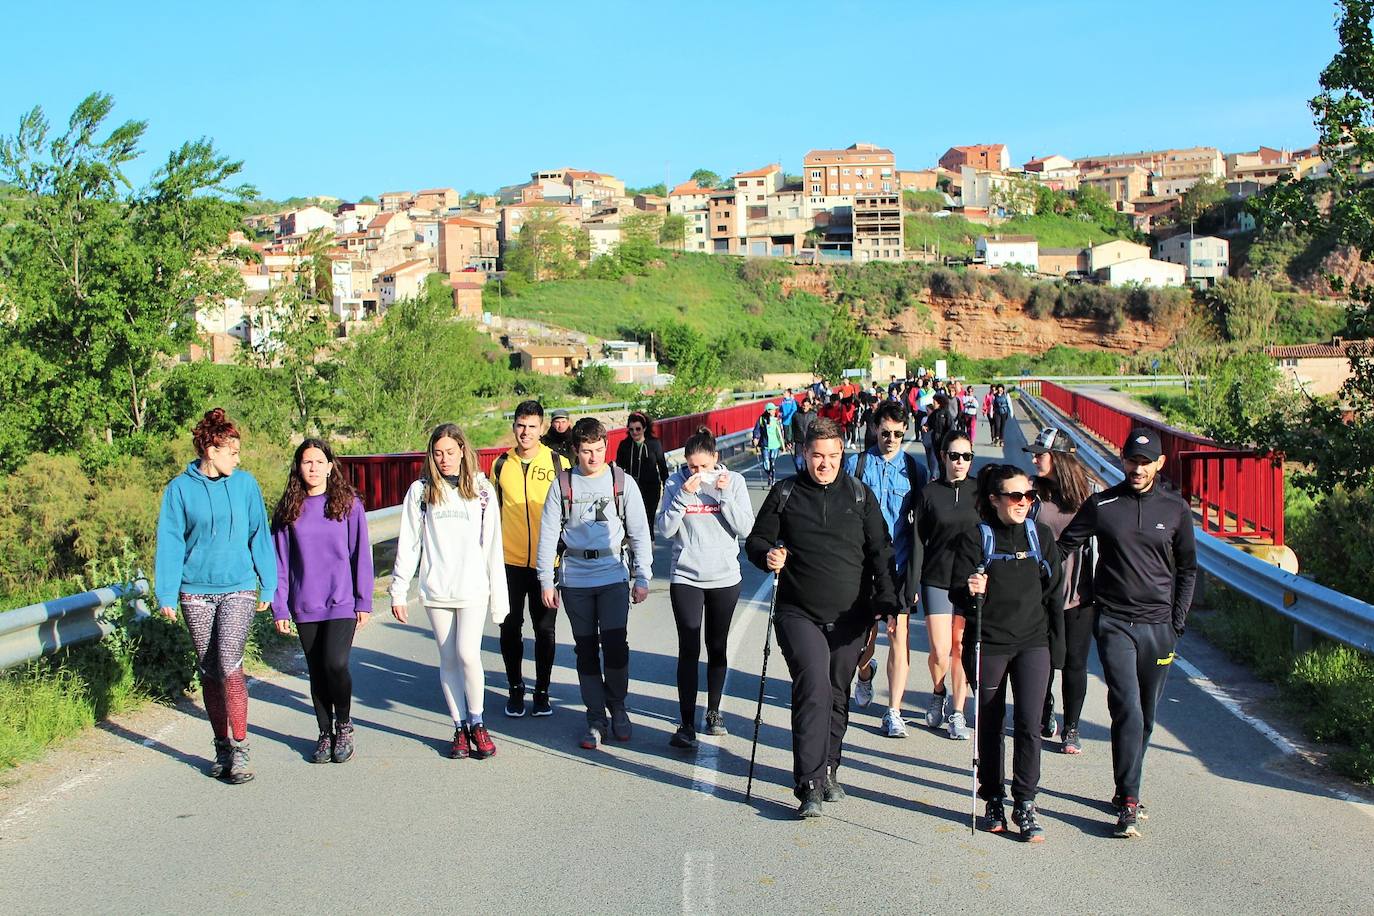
[976, 235, 1039, 271]
[277, 205, 334, 238]
[1097, 257, 1187, 288]
[1154, 232, 1230, 286]
[377, 259, 431, 309]
[1087, 240, 1152, 272]
[587, 224, 622, 258]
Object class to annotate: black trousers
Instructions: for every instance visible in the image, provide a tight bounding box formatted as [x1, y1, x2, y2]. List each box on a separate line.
[1044, 602, 1097, 731]
[773, 609, 868, 791]
[1096, 613, 1176, 802]
[670, 582, 742, 728]
[966, 645, 1051, 804]
[499, 565, 557, 694]
[297, 618, 357, 733]
[990, 411, 1009, 441]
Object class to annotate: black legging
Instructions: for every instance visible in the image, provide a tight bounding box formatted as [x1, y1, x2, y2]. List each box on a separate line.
[500, 565, 557, 693]
[297, 618, 356, 733]
[669, 582, 742, 727]
[1044, 602, 1096, 731]
[968, 645, 1052, 804]
[990, 411, 1008, 442]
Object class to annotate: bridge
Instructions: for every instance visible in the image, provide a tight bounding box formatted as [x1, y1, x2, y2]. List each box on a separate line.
[2, 383, 1372, 914]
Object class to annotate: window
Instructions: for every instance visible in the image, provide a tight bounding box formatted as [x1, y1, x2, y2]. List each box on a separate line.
[716, 225, 727, 232]
[882, 181, 892, 192]
[810, 170, 821, 179]
[842, 183, 851, 191]
[695, 227, 704, 234]
[811, 184, 821, 193]
[842, 168, 851, 175]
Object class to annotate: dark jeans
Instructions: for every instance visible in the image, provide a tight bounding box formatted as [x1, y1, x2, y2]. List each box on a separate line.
[297, 617, 357, 734]
[500, 565, 557, 694]
[965, 645, 1052, 804]
[561, 581, 631, 728]
[773, 609, 868, 791]
[1044, 602, 1096, 731]
[669, 582, 742, 728]
[1096, 614, 1177, 802]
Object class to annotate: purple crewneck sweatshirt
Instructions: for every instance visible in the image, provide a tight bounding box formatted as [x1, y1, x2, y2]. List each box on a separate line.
[272, 494, 374, 623]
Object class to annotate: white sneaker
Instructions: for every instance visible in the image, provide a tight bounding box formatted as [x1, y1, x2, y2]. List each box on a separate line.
[925, 691, 948, 729]
[947, 710, 970, 740]
[853, 659, 877, 708]
[882, 709, 908, 738]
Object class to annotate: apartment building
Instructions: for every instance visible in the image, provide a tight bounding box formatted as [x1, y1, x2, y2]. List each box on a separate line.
[1079, 165, 1151, 207]
[438, 217, 498, 273]
[277, 206, 334, 238]
[668, 180, 716, 253]
[708, 190, 740, 254]
[379, 191, 412, 212]
[939, 144, 1011, 173]
[1154, 232, 1229, 286]
[412, 188, 461, 213]
[853, 193, 903, 262]
[377, 259, 431, 309]
[803, 142, 896, 197]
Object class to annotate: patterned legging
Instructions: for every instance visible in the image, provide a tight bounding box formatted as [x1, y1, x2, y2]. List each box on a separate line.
[181, 591, 258, 741]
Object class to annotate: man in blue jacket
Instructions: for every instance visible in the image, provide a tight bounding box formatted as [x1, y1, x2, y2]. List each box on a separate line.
[844, 401, 927, 737]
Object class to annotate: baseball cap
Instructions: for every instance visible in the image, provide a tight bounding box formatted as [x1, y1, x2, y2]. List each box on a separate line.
[550, 408, 569, 420]
[1023, 427, 1076, 455]
[1123, 427, 1162, 461]
[765, 402, 777, 411]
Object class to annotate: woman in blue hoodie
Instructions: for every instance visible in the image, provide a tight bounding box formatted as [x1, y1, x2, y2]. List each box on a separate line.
[155, 408, 277, 784]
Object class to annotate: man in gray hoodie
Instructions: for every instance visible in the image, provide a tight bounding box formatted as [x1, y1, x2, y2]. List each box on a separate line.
[537, 418, 653, 750]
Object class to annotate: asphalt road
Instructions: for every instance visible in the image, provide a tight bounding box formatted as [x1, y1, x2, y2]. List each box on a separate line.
[2, 413, 1372, 915]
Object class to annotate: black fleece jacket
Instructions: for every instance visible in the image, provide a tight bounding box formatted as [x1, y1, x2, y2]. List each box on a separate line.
[1058, 479, 1198, 634]
[950, 518, 1065, 664]
[908, 476, 980, 601]
[746, 471, 900, 624]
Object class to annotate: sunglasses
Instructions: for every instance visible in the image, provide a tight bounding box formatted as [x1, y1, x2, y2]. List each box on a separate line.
[879, 430, 905, 439]
[946, 451, 974, 462]
[997, 490, 1036, 503]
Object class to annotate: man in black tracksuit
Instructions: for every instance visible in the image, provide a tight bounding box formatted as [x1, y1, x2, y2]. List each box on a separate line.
[1058, 428, 1197, 838]
[746, 417, 901, 819]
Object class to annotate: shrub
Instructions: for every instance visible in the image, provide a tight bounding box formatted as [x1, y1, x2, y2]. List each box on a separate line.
[1026, 283, 1058, 319]
[572, 363, 619, 398]
[988, 270, 1031, 301]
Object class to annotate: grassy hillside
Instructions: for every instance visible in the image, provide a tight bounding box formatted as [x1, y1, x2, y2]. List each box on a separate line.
[904, 212, 1136, 257]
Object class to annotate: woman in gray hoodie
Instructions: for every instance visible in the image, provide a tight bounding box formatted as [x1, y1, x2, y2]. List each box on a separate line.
[656, 427, 756, 748]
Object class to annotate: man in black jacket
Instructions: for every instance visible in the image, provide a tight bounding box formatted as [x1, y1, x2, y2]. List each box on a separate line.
[1058, 428, 1198, 839]
[746, 417, 902, 819]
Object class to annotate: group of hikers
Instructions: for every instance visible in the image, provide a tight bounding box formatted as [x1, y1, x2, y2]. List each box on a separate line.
[155, 382, 1196, 842]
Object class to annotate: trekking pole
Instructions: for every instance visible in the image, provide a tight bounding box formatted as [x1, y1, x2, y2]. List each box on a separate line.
[746, 541, 783, 803]
[970, 564, 986, 836]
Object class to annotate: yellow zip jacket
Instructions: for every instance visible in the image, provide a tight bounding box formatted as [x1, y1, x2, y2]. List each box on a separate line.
[493, 444, 570, 568]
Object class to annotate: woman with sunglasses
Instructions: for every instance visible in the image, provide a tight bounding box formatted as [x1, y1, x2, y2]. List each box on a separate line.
[616, 411, 669, 539]
[952, 463, 1064, 841]
[909, 430, 980, 740]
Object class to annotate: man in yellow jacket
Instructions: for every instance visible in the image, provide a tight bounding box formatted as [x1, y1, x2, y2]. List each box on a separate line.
[494, 400, 572, 717]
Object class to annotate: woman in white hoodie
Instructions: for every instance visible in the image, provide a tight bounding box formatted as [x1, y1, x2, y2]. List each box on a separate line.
[391, 423, 509, 760]
[656, 427, 755, 749]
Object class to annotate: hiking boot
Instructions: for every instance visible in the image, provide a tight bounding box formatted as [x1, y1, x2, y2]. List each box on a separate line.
[822, 771, 846, 803]
[925, 690, 948, 729]
[796, 785, 824, 819]
[1114, 801, 1141, 838]
[670, 725, 697, 749]
[854, 659, 877, 708]
[703, 709, 727, 736]
[209, 737, 233, 777]
[1112, 796, 1149, 820]
[947, 710, 970, 740]
[609, 707, 632, 741]
[580, 724, 605, 750]
[1041, 714, 1058, 740]
[531, 690, 553, 717]
[882, 709, 908, 738]
[469, 723, 496, 760]
[505, 684, 526, 718]
[449, 725, 470, 759]
[223, 739, 254, 785]
[1062, 727, 1083, 755]
[332, 721, 355, 763]
[981, 798, 1009, 833]
[1013, 801, 1046, 843]
[312, 731, 333, 765]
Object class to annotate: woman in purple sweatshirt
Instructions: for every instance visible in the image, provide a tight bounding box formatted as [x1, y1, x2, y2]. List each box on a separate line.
[271, 439, 374, 764]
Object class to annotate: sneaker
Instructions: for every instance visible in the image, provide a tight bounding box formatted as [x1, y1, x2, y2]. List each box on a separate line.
[505, 684, 526, 718]
[796, 785, 824, 819]
[469, 723, 496, 760]
[1042, 715, 1058, 740]
[332, 721, 355, 764]
[1114, 801, 1141, 838]
[1112, 796, 1149, 821]
[1062, 727, 1082, 755]
[981, 798, 1009, 833]
[882, 709, 908, 738]
[947, 710, 970, 740]
[925, 690, 948, 729]
[312, 731, 333, 765]
[703, 709, 727, 736]
[1013, 801, 1046, 843]
[223, 739, 254, 785]
[209, 737, 233, 777]
[854, 659, 877, 708]
[822, 771, 846, 803]
[531, 690, 553, 717]
[580, 724, 604, 750]
[609, 707, 632, 741]
[449, 726, 470, 759]
[670, 725, 697, 749]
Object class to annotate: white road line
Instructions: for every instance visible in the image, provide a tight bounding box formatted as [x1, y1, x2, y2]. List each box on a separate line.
[680, 851, 717, 916]
[1175, 654, 1374, 820]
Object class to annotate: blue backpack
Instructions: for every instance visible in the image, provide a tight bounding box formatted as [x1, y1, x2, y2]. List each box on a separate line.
[977, 521, 1052, 579]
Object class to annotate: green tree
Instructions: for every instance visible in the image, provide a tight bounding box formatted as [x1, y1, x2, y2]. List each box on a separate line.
[1178, 177, 1229, 225]
[689, 169, 721, 189]
[1207, 277, 1280, 345]
[503, 207, 576, 281]
[617, 211, 663, 273]
[660, 212, 686, 248]
[815, 305, 867, 382]
[0, 92, 251, 466]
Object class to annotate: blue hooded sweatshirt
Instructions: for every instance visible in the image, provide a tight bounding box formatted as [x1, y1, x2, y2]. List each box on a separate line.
[154, 462, 278, 610]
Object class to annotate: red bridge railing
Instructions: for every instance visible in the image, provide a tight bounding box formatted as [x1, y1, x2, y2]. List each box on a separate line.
[1028, 380, 1285, 545]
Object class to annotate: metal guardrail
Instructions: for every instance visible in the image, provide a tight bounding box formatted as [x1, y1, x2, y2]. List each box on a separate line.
[0, 577, 152, 671]
[996, 374, 1203, 389]
[1016, 386, 1374, 654]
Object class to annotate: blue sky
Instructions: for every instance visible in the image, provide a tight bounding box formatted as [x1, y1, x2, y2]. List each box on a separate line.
[3, 0, 1341, 201]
